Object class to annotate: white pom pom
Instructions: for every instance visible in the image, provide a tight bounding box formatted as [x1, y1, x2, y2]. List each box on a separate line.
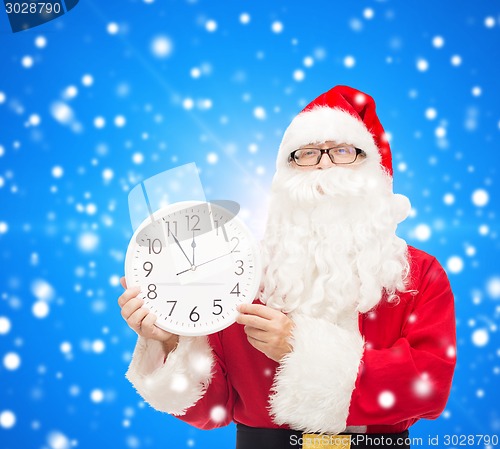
[391, 194, 411, 223]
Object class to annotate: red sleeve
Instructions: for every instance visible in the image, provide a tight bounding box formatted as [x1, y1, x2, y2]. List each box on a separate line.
[176, 332, 236, 430]
[347, 256, 456, 426]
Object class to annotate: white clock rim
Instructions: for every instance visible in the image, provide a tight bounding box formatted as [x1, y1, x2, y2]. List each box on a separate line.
[124, 200, 262, 337]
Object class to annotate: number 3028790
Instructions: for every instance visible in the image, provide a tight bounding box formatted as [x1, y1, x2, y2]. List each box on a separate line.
[5, 2, 62, 14]
[443, 434, 498, 446]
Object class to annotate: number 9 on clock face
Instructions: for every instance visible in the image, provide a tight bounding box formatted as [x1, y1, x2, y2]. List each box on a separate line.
[124, 201, 262, 336]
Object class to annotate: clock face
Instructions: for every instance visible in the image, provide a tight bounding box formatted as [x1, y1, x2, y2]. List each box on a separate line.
[124, 201, 262, 336]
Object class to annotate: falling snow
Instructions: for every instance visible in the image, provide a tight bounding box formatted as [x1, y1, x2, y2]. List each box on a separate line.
[60, 342, 72, 354]
[0, 317, 11, 334]
[271, 21, 283, 33]
[472, 189, 489, 207]
[425, 107, 437, 120]
[90, 389, 104, 403]
[205, 20, 217, 32]
[416, 58, 429, 72]
[31, 279, 55, 301]
[47, 431, 71, 449]
[132, 152, 144, 164]
[378, 391, 396, 409]
[81, 74, 94, 86]
[413, 224, 432, 241]
[293, 69, 305, 82]
[3, 352, 21, 370]
[114, 115, 126, 127]
[35, 35, 47, 48]
[107, 22, 119, 35]
[443, 193, 455, 205]
[303, 56, 314, 67]
[94, 116, 106, 129]
[92, 340, 105, 353]
[484, 17, 495, 28]
[472, 329, 489, 347]
[150, 36, 173, 58]
[210, 405, 227, 423]
[413, 373, 433, 398]
[240, 13, 250, 24]
[447, 256, 464, 274]
[207, 152, 218, 164]
[170, 374, 189, 392]
[435, 126, 446, 138]
[32, 301, 50, 318]
[363, 8, 374, 20]
[432, 36, 444, 48]
[344, 55, 356, 68]
[78, 232, 99, 252]
[51, 102, 74, 125]
[253, 106, 266, 120]
[486, 277, 500, 299]
[0, 410, 16, 429]
[451, 55, 462, 66]
[22, 55, 34, 68]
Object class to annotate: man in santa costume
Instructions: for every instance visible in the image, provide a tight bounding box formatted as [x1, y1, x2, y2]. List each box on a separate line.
[119, 85, 456, 448]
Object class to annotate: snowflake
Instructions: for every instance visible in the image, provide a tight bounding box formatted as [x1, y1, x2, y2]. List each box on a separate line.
[344, 56, 356, 68]
[35, 35, 47, 48]
[210, 405, 227, 423]
[253, 107, 266, 120]
[205, 20, 217, 32]
[170, 374, 189, 393]
[151, 36, 173, 58]
[413, 373, 433, 398]
[472, 189, 489, 207]
[3, 352, 21, 370]
[240, 13, 250, 24]
[378, 391, 395, 409]
[0, 410, 16, 429]
[90, 389, 104, 403]
[271, 21, 283, 33]
[486, 277, 500, 299]
[472, 328, 489, 347]
[447, 256, 464, 274]
[47, 431, 71, 449]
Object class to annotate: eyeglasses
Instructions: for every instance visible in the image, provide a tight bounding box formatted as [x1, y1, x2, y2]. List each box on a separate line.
[289, 145, 366, 167]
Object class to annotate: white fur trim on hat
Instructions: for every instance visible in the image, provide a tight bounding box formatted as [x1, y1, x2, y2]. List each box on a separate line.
[269, 314, 364, 434]
[126, 335, 214, 415]
[277, 106, 380, 169]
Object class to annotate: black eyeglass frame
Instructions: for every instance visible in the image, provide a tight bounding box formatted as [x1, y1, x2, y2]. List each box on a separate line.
[288, 147, 366, 167]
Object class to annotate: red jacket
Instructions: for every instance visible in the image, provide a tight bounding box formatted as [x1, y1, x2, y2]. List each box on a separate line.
[175, 246, 456, 433]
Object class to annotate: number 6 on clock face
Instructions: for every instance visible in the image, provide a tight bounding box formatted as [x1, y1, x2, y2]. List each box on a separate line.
[124, 201, 262, 336]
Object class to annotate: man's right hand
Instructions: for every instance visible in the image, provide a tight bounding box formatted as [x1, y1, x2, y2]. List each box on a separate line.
[118, 277, 180, 354]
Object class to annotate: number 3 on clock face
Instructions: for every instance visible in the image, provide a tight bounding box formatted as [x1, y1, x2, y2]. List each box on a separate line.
[124, 201, 262, 336]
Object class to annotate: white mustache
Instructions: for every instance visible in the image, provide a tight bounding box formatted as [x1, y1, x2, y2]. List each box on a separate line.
[273, 165, 387, 204]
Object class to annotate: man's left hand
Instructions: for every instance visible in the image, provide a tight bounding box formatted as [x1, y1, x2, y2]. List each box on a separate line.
[236, 303, 294, 362]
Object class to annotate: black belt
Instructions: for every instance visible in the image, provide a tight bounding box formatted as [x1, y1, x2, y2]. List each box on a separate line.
[236, 424, 411, 449]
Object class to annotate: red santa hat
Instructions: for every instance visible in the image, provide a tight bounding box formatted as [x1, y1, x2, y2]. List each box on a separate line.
[277, 85, 393, 176]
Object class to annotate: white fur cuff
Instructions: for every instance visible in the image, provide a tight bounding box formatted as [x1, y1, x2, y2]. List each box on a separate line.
[125, 336, 214, 415]
[269, 315, 364, 434]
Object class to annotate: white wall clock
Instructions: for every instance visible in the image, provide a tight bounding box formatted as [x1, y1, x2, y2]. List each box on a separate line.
[124, 201, 262, 336]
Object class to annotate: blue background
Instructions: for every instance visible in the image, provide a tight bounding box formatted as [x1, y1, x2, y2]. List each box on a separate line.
[0, 1, 499, 448]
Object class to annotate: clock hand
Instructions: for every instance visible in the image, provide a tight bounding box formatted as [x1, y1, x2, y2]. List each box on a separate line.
[191, 230, 196, 266]
[169, 229, 193, 267]
[176, 250, 233, 275]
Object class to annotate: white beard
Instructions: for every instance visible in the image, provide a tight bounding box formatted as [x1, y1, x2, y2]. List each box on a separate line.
[260, 162, 411, 323]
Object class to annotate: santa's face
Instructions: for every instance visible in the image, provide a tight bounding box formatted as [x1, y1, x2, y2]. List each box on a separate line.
[260, 141, 410, 323]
